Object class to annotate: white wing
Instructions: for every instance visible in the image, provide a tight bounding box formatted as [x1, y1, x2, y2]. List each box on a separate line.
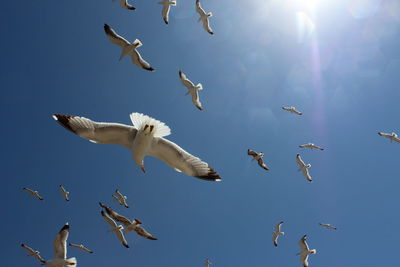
[53, 224, 69, 259]
[21, 243, 35, 254]
[179, 71, 195, 89]
[281, 107, 291, 111]
[292, 108, 302, 115]
[53, 114, 137, 148]
[393, 136, 400, 143]
[101, 210, 118, 228]
[300, 254, 309, 267]
[296, 154, 306, 168]
[161, 4, 171, 24]
[191, 90, 203, 110]
[116, 228, 129, 248]
[272, 232, 279, 247]
[103, 24, 130, 48]
[130, 49, 154, 71]
[148, 138, 221, 181]
[378, 132, 391, 138]
[302, 168, 312, 182]
[202, 18, 213, 34]
[275, 221, 283, 232]
[120, 0, 135, 10]
[299, 235, 310, 252]
[196, 0, 207, 16]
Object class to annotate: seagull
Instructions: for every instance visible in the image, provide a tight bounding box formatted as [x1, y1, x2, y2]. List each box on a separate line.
[22, 187, 44, 200]
[112, 0, 135, 10]
[103, 24, 154, 71]
[272, 221, 284, 247]
[179, 70, 203, 111]
[100, 202, 157, 240]
[21, 243, 46, 264]
[52, 113, 221, 181]
[282, 106, 302, 115]
[247, 149, 269, 171]
[112, 189, 129, 208]
[59, 185, 69, 201]
[297, 235, 316, 267]
[378, 132, 400, 143]
[158, 0, 176, 24]
[41, 223, 77, 267]
[196, 0, 213, 34]
[299, 143, 324, 150]
[296, 154, 312, 182]
[100, 211, 129, 248]
[68, 243, 94, 254]
[205, 258, 212, 267]
[319, 223, 337, 230]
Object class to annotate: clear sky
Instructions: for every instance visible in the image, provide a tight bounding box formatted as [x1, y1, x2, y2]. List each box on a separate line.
[2, 0, 400, 266]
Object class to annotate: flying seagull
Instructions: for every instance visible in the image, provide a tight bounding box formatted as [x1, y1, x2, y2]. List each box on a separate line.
[299, 143, 324, 150]
[378, 132, 400, 143]
[100, 202, 157, 240]
[282, 106, 302, 115]
[296, 154, 312, 182]
[22, 187, 44, 200]
[319, 223, 337, 230]
[112, 0, 135, 10]
[100, 211, 129, 248]
[21, 243, 46, 264]
[42, 223, 77, 267]
[52, 113, 221, 181]
[59, 185, 69, 201]
[247, 149, 269, 171]
[205, 258, 212, 267]
[272, 221, 284, 247]
[179, 70, 203, 111]
[196, 0, 213, 34]
[297, 235, 316, 267]
[104, 24, 154, 71]
[112, 189, 129, 208]
[68, 243, 94, 254]
[158, 0, 176, 24]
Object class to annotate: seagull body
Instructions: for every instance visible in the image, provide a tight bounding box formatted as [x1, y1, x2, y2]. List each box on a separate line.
[158, 0, 176, 24]
[23, 187, 44, 200]
[42, 223, 77, 267]
[179, 70, 203, 110]
[112, 0, 135, 10]
[296, 154, 312, 182]
[100, 211, 129, 248]
[52, 113, 221, 181]
[247, 149, 269, 171]
[59, 185, 69, 201]
[378, 132, 400, 143]
[112, 189, 129, 208]
[297, 235, 316, 267]
[205, 259, 212, 267]
[104, 24, 154, 71]
[272, 221, 284, 247]
[68, 244, 93, 254]
[196, 0, 213, 34]
[21, 243, 46, 263]
[100, 202, 157, 240]
[299, 143, 324, 150]
[319, 223, 337, 230]
[282, 106, 302, 115]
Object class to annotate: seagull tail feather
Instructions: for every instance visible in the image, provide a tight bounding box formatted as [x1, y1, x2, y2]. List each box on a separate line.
[130, 112, 171, 138]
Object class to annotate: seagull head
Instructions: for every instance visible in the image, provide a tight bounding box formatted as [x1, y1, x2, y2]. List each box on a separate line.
[306, 164, 311, 168]
[392, 132, 397, 137]
[259, 152, 265, 157]
[310, 249, 317, 254]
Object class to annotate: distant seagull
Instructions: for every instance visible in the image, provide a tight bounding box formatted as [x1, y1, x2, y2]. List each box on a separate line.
[272, 221, 284, 247]
[52, 113, 221, 181]
[21, 243, 45, 264]
[68, 243, 94, 254]
[296, 154, 312, 182]
[22, 187, 44, 200]
[100, 202, 157, 240]
[179, 70, 203, 111]
[42, 223, 77, 267]
[247, 149, 269, 171]
[112, 189, 129, 208]
[297, 235, 316, 267]
[100, 211, 129, 248]
[59, 185, 69, 201]
[282, 106, 302, 115]
[205, 258, 212, 267]
[112, 0, 135, 10]
[196, 0, 213, 34]
[319, 223, 337, 230]
[104, 24, 154, 71]
[299, 143, 324, 150]
[378, 132, 400, 143]
[158, 0, 176, 24]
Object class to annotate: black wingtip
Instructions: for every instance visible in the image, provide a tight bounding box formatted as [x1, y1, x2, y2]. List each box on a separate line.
[124, 244, 129, 248]
[60, 223, 70, 232]
[146, 67, 155, 71]
[53, 114, 76, 134]
[196, 167, 221, 182]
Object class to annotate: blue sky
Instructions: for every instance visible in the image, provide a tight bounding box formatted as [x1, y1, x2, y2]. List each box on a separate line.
[2, 0, 400, 266]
